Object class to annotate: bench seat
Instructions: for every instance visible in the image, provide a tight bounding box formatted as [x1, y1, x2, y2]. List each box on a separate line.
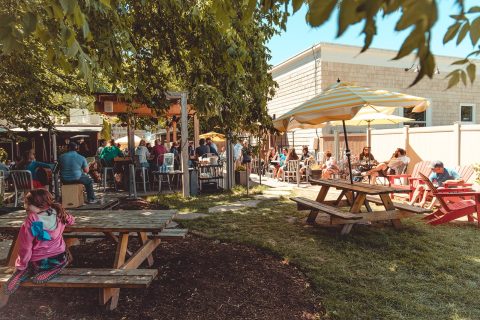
[365, 196, 431, 214]
[290, 197, 362, 220]
[0, 267, 158, 288]
[63, 229, 188, 240]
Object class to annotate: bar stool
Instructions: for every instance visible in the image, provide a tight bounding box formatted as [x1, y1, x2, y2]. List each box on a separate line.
[100, 160, 116, 192]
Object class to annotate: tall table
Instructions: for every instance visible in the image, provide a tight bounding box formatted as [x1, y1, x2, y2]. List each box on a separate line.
[0, 209, 176, 309]
[308, 179, 412, 234]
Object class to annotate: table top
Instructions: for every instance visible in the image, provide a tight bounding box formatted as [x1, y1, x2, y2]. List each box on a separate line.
[309, 178, 409, 195]
[0, 209, 176, 233]
[114, 157, 132, 163]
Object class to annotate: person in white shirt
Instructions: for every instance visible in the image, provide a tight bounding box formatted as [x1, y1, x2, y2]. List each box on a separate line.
[135, 139, 151, 168]
[362, 148, 410, 180]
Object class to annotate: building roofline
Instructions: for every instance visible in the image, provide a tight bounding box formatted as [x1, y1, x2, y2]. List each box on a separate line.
[270, 42, 477, 74]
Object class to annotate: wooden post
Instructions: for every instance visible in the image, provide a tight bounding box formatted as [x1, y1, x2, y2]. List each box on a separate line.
[166, 126, 171, 144]
[193, 114, 200, 147]
[453, 122, 461, 165]
[172, 121, 177, 142]
[180, 92, 190, 197]
[403, 125, 410, 156]
[333, 129, 340, 162]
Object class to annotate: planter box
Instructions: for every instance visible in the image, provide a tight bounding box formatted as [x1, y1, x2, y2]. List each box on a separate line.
[235, 171, 247, 186]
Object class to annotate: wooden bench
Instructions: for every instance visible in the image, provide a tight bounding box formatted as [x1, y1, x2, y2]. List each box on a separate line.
[291, 197, 362, 221]
[0, 267, 158, 309]
[63, 229, 189, 240]
[365, 196, 431, 214]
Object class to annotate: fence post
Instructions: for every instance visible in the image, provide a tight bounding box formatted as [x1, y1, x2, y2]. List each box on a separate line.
[334, 130, 340, 162]
[453, 122, 461, 166]
[403, 125, 410, 155]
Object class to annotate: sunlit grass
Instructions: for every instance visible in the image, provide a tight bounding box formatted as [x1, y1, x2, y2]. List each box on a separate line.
[153, 190, 480, 319]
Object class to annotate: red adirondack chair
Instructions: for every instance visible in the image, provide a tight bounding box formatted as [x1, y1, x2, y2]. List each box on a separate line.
[423, 164, 475, 208]
[419, 173, 480, 226]
[388, 161, 433, 200]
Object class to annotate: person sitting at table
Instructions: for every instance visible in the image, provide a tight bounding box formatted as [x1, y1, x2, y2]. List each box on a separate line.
[96, 139, 106, 158]
[99, 139, 124, 167]
[265, 147, 278, 177]
[152, 139, 168, 168]
[135, 139, 151, 168]
[277, 148, 297, 181]
[299, 146, 314, 177]
[146, 142, 153, 153]
[206, 138, 219, 156]
[195, 138, 210, 159]
[59, 142, 97, 204]
[16, 149, 54, 189]
[358, 146, 376, 164]
[361, 148, 409, 181]
[408, 160, 463, 207]
[0, 157, 9, 179]
[3, 189, 75, 295]
[170, 141, 180, 169]
[321, 151, 339, 179]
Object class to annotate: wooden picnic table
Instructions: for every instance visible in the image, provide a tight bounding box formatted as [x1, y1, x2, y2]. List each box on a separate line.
[292, 178, 428, 235]
[0, 209, 178, 310]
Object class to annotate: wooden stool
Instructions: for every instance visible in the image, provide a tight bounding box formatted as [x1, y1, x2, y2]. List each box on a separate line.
[61, 184, 84, 208]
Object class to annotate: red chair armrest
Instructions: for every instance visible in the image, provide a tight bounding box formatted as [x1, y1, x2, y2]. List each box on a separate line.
[437, 187, 473, 193]
[387, 174, 411, 178]
[443, 181, 472, 187]
[436, 191, 480, 197]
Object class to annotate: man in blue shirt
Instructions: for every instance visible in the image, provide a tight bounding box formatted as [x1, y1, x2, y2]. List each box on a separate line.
[59, 142, 96, 203]
[409, 160, 463, 207]
[428, 161, 462, 186]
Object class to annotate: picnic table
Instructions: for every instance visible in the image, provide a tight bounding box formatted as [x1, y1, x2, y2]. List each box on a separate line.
[291, 179, 430, 235]
[0, 209, 186, 310]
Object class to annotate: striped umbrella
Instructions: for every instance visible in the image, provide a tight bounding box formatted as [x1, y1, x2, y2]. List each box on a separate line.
[273, 82, 429, 183]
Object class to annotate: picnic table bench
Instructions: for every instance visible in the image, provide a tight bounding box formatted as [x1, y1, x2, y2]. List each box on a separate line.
[292, 179, 430, 235]
[0, 209, 181, 310]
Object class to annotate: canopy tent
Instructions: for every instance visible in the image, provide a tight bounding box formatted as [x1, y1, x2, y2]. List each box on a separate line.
[199, 131, 225, 142]
[116, 135, 142, 148]
[272, 82, 430, 183]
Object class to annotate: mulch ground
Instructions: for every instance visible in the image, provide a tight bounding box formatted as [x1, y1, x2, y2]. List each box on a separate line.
[0, 235, 324, 320]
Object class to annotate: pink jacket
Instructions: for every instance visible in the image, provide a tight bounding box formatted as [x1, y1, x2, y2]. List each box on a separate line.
[15, 210, 75, 270]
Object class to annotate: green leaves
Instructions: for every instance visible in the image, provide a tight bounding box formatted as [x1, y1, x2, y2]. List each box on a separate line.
[466, 63, 476, 84]
[457, 22, 469, 44]
[443, 22, 461, 44]
[470, 17, 480, 45]
[306, 0, 337, 27]
[292, 0, 303, 13]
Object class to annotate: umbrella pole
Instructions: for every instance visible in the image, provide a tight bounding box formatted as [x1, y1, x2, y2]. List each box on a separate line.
[342, 120, 354, 184]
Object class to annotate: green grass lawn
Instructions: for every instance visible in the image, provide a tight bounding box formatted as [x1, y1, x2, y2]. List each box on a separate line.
[152, 188, 480, 320]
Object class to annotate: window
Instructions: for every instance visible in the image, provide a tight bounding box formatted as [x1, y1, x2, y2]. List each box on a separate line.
[403, 108, 427, 127]
[460, 104, 476, 123]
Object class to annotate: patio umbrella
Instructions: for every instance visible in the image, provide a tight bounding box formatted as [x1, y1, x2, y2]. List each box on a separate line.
[330, 105, 415, 148]
[199, 131, 225, 142]
[273, 82, 429, 183]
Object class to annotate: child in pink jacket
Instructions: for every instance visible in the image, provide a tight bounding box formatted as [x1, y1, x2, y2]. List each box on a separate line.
[4, 189, 75, 295]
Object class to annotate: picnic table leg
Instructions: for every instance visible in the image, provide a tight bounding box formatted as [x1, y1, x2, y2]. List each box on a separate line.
[307, 186, 330, 224]
[137, 232, 154, 267]
[379, 194, 402, 228]
[6, 233, 20, 267]
[0, 234, 20, 308]
[100, 232, 129, 310]
[340, 193, 367, 235]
